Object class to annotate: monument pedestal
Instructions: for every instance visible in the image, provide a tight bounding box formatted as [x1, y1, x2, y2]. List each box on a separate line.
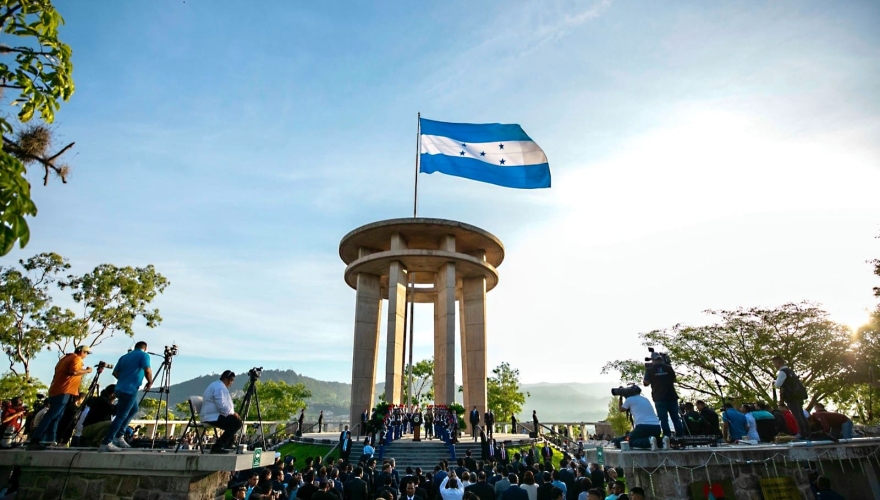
[0, 449, 275, 500]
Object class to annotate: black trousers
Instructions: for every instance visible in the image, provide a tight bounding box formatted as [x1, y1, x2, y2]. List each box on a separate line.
[208, 414, 242, 449]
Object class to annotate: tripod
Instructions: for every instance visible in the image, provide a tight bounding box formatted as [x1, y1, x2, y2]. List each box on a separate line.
[139, 346, 176, 448]
[236, 367, 266, 450]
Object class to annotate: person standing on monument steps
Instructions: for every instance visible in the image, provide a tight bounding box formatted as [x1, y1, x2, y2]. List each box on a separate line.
[99, 341, 153, 452]
[359, 408, 368, 439]
[511, 414, 518, 434]
[484, 409, 495, 439]
[298, 408, 306, 435]
[340, 425, 353, 463]
[532, 411, 540, 437]
[470, 406, 480, 442]
[772, 356, 810, 439]
[201, 370, 242, 454]
[318, 410, 324, 433]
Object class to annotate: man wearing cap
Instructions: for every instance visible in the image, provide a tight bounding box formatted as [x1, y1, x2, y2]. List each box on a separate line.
[643, 352, 684, 439]
[28, 345, 93, 450]
[201, 370, 242, 454]
[100, 341, 153, 452]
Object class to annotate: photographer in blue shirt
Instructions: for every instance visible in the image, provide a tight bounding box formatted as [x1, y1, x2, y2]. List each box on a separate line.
[99, 341, 152, 452]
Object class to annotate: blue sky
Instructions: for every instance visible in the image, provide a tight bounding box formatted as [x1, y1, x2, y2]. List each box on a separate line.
[10, 0, 880, 388]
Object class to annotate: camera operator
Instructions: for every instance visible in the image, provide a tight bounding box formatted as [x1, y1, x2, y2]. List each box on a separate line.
[100, 340, 153, 452]
[202, 370, 242, 454]
[80, 384, 117, 447]
[642, 352, 684, 438]
[28, 345, 93, 450]
[617, 386, 662, 450]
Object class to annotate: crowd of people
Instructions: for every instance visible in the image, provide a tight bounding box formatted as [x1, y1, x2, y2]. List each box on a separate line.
[227, 450, 647, 500]
[612, 353, 857, 451]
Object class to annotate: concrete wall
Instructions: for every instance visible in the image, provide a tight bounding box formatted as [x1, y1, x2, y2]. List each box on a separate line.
[15, 470, 231, 500]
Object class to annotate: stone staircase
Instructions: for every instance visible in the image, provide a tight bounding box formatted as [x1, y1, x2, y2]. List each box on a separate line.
[293, 434, 534, 471]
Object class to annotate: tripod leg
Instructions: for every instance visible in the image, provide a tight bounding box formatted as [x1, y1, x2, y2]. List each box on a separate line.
[253, 390, 266, 450]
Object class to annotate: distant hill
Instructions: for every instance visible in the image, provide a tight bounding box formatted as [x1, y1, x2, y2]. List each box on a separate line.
[157, 369, 351, 419]
[155, 370, 612, 423]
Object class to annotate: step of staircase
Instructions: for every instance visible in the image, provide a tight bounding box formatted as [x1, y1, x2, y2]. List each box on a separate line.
[290, 433, 535, 471]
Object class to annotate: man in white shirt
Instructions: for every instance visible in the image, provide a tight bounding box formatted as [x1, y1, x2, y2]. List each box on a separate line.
[617, 386, 662, 450]
[772, 356, 810, 438]
[201, 370, 241, 454]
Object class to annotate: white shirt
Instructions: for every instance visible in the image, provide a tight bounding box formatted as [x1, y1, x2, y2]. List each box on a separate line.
[774, 367, 788, 388]
[201, 379, 234, 422]
[621, 395, 661, 426]
[439, 476, 464, 500]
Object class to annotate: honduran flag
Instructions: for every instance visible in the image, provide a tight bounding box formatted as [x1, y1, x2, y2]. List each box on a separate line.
[419, 118, 551, 189]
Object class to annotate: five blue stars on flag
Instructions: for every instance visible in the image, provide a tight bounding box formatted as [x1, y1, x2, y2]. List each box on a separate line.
[455, 143, 507, 164]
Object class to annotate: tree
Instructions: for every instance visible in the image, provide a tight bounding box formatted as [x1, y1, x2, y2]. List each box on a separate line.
[0, 0, 76, 255]
[602, 302, 852, 410]
[0, 252, 68, 379]
[233, 380, 312, 422]
[0, 371, 44, 402]
[53, 263, 170, 352]
[487, 362, 530, 419]
[604, 397, 631, 436]
[138, 396, 175, 420]
[405, 358, 433, 404]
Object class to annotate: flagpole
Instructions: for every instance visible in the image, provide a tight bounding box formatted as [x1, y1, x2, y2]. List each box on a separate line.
[413, 112, 421, 218]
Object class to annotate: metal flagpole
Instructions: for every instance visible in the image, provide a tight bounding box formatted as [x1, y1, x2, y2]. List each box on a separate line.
[413, 112, 421, 218]
[406, 112, 420, 404]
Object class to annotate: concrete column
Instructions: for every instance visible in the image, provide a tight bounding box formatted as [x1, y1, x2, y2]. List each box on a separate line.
[385, 233, 408, 404]
[458, 289, 469, 415]
[462, 271, 488, 423]
[434, 235, 456, 406]
[349, 265, 383, 426]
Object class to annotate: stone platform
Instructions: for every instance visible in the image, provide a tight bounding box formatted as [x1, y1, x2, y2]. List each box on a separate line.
[583, 438, 880, 499]
[0, 447, 276, 500]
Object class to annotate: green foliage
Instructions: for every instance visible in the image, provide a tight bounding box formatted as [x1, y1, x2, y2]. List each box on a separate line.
[139, 397, 176, 420]
[173, 400, 190, 416]
[602, 302, 852, 410]
[0, 371, 45, 402]
[0, 0, 75, 255]
[0, 252, 69, 378]
[406, 357, 433, 404]
[487, 362, 530, 419]
[604, 397, 631, 436]
[233, 379, 312, 422]
[55, 263, 170, 351]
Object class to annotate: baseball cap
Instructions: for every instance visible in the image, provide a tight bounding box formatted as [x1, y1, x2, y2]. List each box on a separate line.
[75, 345, 91, 353]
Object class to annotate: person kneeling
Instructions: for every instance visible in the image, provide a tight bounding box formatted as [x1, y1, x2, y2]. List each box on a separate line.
[202, 370, 242, 454]
[618, 387, 662, 450]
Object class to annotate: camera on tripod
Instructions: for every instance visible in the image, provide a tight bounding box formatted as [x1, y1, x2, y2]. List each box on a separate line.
[95, 361, 114, 370]
[164, 345, 179, 357]
[248, 367, 263, 379]
[644, 347, 671, 367]
[611, 384, 642, 398]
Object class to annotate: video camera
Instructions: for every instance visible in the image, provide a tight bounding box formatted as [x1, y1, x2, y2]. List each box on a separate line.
[644, 347, 671, 367]
[95, 361, 115, 370]
[611, 384, 642, 398]
[248, 367, 263, 379]
[164, 345, 179, 357]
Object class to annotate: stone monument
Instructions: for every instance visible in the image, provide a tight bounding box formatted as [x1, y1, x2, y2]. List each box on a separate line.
[339, 218, 504, 428]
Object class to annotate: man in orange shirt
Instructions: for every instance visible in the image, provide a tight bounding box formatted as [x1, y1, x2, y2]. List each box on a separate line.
[28, 345, 93, 450]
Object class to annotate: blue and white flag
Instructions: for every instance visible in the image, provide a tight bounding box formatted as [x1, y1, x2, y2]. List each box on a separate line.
[419, 118, 551, 189]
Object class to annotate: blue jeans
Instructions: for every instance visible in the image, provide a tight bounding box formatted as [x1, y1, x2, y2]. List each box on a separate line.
[838, 420, 853, 440]
[628, 424, 662, 449]
[102, 391, 139, 445]
[30, 394, 70, 443]
[654, 400, 684, 437]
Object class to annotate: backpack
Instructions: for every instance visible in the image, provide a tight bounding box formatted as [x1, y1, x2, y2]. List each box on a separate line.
[782, 367, 808, 402]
